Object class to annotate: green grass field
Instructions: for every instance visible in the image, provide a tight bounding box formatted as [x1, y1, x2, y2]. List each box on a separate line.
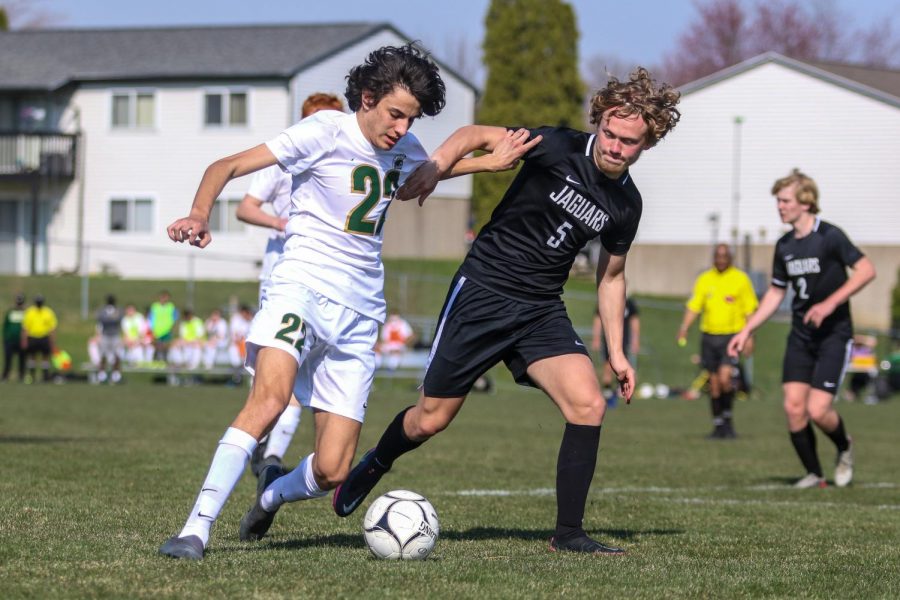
[1, 380, 898, 598]
[2, 270, 898, 598]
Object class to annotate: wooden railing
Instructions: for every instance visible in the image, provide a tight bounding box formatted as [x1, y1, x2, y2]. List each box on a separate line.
[0, 132, 78, 178]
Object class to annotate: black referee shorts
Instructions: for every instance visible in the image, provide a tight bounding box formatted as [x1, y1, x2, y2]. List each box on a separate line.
[782, 329, 853, 394]
[700, 333, 738, 372]
[422, 273, 589, 397]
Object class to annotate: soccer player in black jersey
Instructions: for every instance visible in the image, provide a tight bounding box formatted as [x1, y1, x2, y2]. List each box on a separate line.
[334, 68, 681, 554]
[729, 170, 875, 489]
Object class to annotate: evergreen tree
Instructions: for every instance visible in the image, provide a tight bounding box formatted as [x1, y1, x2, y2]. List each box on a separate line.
[472, 0, 584, 230]
[0, 8, 9, 31]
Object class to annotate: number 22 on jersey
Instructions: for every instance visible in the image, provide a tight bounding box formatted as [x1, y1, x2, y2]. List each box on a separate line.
[345, 165, 400, 236]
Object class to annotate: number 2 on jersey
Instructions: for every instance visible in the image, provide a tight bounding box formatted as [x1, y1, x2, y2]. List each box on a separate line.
[796, 276, 809, 300]
[547, 221, 573, 248]
[346, 165, 399, 236]
[275, 313, 306, 350]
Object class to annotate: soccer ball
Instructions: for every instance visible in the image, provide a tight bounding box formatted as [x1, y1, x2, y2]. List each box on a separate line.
[363, 490, 439, 560]
[51, 349, 72, 371]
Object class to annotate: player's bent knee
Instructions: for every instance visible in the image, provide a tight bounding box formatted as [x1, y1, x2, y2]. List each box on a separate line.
[313, 462, 350, 490]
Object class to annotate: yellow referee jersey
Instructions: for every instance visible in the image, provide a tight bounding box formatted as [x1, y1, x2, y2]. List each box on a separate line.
[22, 306, 58, 338]
[686, 266, 758, 335]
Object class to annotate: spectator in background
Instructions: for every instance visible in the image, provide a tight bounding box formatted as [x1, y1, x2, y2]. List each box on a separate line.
[228, 304, 253, 368]
[171, 308, 205, 369]
[95, 295, 124, 384]
[379, 311, 415, 370]
[121, 304, 152, 365]
[21, 294, 57, 383]
[678, 244, 758, 439]
[591, 297, 640, 407]
[203, 308, 229, 369]
[2, 293, 27, 382]
[149, 291, 178, 361]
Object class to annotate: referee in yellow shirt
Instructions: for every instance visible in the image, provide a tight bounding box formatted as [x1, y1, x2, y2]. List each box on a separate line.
[678, 244, 758, 438]
[21, 294, 58, 383]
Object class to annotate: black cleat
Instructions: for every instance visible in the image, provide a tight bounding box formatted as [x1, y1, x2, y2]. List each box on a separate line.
[549, 533, 626, 555]
[158, 534, 205, 560]
[721, 421, 737, 439]
[706, 425, 725, 440]
[332, 448, 388, 517]
[239, 463, 285, 541]
[249, 438, 268, 477]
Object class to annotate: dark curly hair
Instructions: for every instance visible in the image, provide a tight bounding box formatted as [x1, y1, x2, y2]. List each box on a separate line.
[589, 67, 681, 147]
[345, 43, 446, 117]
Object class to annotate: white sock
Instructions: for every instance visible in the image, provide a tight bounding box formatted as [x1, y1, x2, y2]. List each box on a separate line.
[261, 453, 326, 511]
[179, 427, 257, 546]
[264, 404, 302, 460]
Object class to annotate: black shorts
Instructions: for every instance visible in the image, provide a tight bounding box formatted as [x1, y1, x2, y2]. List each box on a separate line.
[422, 273, 589, 397]
[701, 333, 737, 372]
[782, 330, 852, 393]
[26, 336, 51, 355]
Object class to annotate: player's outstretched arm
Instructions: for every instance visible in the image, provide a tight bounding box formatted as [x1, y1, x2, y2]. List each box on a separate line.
[727, 285, 785, 357]
[167, 144, 278, 247]
[596, 249, 634, 402]
[447, 128, 542, 178]
[396, 125, 537, 205]
[803, 256, 876, 327]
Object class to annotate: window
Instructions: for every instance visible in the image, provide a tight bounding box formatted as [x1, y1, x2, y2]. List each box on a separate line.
[208, 198, 244, 233]
[111, 90, 155, 128]
[109, 198, 153, 232]
[204, 90, 248, 126]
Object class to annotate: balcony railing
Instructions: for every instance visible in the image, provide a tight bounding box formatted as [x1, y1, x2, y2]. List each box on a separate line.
[0, 132, 78, 179]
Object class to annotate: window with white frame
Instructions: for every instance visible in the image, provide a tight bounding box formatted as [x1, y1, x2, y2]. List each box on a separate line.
[204, 89, 248, 126]
[208, 198, 245, 233]
[109, 198, 153, 232]
[111, 90, 155, 128]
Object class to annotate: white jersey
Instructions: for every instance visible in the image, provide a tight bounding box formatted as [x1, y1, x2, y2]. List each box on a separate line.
[265, 110, 428, 323]
[246, 165, 292, 243]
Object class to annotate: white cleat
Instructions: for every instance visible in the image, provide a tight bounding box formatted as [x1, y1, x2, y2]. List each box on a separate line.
[835, 439, 854, 487]
[794, 473, 827, 489]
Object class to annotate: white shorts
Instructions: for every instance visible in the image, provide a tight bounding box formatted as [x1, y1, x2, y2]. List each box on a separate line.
[246, 279, 378, 423]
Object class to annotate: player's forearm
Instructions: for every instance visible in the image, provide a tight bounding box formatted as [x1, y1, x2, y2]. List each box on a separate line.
[597, 277, 626, 361]
[678, 310, 698, 334]
[188, 160, 236, 221]
[825, 257, 876, 308]
[235, 196, 280, 229]
[447, 153, 506, 178]
[741, 287, 784, 334]
[431, 125, 503, 175]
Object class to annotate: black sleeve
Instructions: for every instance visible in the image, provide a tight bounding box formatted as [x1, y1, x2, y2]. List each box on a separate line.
[602, 205, 641, 256]
[771, 239, 788, 288]
[511, 126, 565, 168]
[827, 225, 864, 268]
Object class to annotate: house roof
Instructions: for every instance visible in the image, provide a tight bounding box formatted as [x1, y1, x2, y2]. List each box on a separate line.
[679, 52, 900, 110]
[0, 23, 477, 93]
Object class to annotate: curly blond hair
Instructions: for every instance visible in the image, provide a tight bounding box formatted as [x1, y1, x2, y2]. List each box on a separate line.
[589, 67, 681, 147]
[771, 169, 820, 214]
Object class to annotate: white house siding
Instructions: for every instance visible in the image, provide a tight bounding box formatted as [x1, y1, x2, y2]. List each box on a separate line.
[56, 81, 290, 279]
[628, 61, 900, 329]
[291, 29, 477, 259]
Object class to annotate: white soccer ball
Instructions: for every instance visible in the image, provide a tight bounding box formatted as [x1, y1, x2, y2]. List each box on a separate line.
[363, 490, 439, 560]
[638, 382, 655, 399]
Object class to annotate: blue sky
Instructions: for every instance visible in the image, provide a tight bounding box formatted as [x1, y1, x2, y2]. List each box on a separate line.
[29, 0, 900, 83]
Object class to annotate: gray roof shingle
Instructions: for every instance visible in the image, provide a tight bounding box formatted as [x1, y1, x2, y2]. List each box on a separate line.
[0, 23, 392, 91]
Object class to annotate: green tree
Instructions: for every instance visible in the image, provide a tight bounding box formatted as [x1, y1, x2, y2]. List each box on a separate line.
[0, 8, 9, 31]
[472, 0, 584, 230]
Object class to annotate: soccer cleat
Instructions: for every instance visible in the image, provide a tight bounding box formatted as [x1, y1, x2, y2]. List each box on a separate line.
[332, 448, 388, 517]
[239, 463, 285, 541]
[549, 533, 626, 555]
[249, 439, 269, 478]
[721, 421, 737, 439]
[794, 473, 827, 489]
[158, 534, 204, 560]
[834, 439, 854, 487]
[706, 425, 725, 440]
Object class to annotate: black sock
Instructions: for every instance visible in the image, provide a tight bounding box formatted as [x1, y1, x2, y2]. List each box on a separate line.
[710, 395, 723, 427]
[720, 391, 734, 423]
[789, 423, 822, 477]
[373, 406, 424, 469]
[555, 423, 601, 539]
[821, 416, 850, 453]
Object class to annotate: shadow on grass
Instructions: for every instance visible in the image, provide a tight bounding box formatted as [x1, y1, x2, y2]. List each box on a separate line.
[256, 526, 684, 552]
[0, 435, 86, 444]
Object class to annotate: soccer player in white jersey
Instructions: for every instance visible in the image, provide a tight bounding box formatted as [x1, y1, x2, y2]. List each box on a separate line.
[236, 93, 345, 477]
[159, 44, 537, 561]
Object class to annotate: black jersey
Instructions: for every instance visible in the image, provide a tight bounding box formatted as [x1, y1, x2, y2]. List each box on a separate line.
[771, 218, 863, 338]
[459, 127, 642, 302]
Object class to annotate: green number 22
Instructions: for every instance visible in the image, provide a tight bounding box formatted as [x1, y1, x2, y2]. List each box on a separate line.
[274, 313, 306, 350]
[345, 164, 400, 236]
